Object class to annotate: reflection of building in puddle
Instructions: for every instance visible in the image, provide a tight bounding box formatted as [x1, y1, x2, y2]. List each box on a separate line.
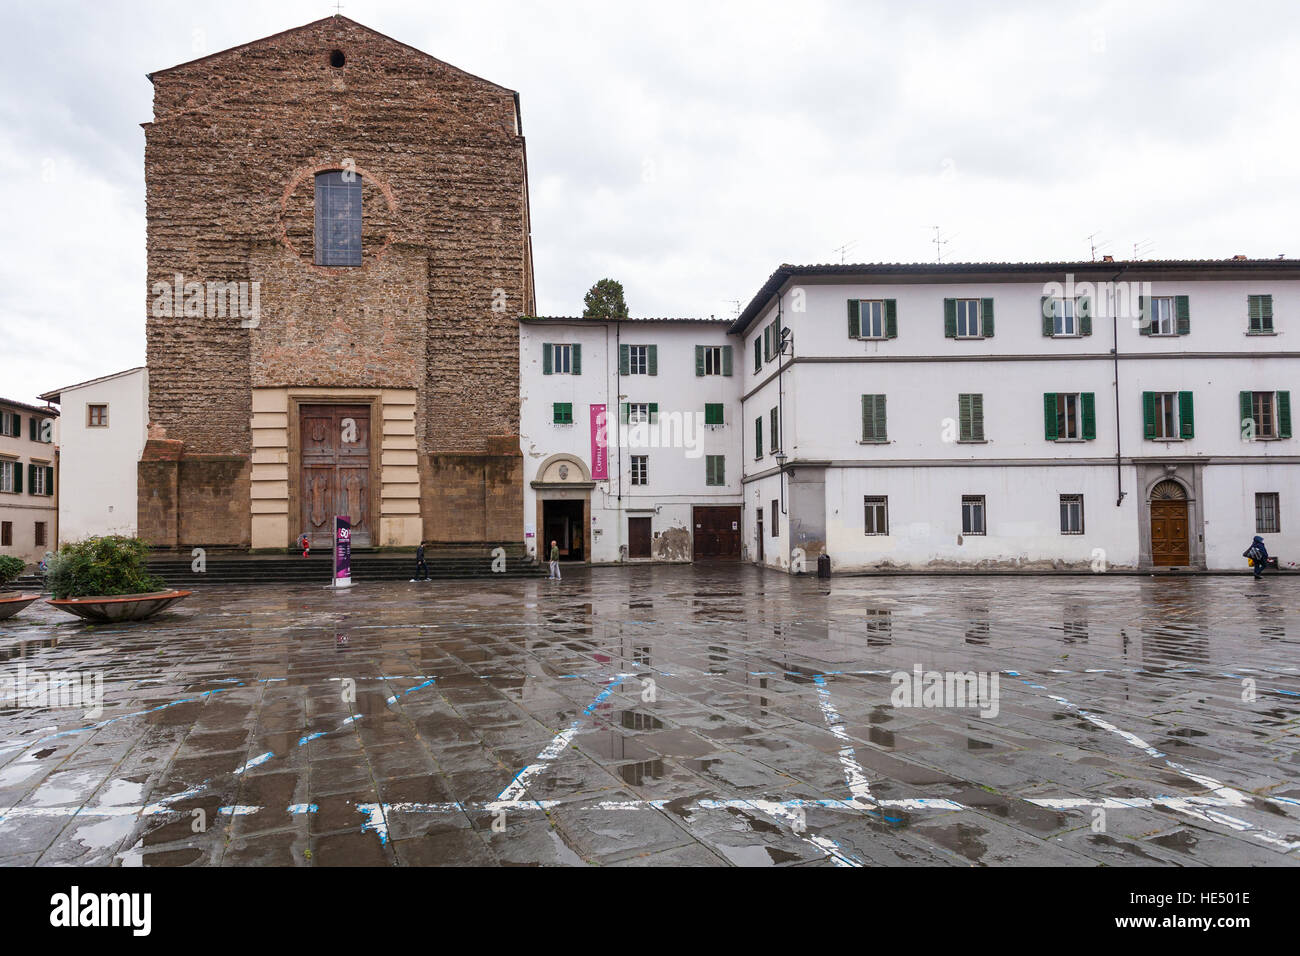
[633, 644, 652, 666]
[0, 638, 61, 660]
[618, 759, 665, 786]
[1142, 585, 1209, 665]
[866, 705, 895, 747]
[965, 606, 990, 645]
[619, 709, 663, 731]
[1054, 604, 1087, 643]
[1255, 601, 1286, 640]
[865, 608, 892, 647]
[708, 643, 729, 674]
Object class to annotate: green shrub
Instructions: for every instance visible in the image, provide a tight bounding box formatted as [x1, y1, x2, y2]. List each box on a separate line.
[46, 536, 167, 600]
[0, 555, 25, 589]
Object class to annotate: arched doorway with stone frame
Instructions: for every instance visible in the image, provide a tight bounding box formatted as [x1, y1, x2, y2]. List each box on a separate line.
[531, 454, 594, 563]
[1137, 463, 1205, 569]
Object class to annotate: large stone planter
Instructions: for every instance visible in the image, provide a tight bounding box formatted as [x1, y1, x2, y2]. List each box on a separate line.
[46, 590, 192, 623]
[0, 592, 41, 620]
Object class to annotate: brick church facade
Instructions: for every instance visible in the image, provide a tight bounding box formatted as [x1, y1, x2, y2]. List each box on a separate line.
[139, 16, 532, 550]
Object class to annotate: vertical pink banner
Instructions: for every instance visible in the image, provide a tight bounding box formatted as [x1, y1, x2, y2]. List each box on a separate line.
[590, 404, 608, 480]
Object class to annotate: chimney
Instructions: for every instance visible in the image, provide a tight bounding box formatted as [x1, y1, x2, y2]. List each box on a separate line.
[1232, 254, 1248, 261]
[1101, 255, 1114, 263]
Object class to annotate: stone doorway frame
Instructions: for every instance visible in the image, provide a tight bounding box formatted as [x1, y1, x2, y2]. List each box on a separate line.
[1136, 462, 1205, 570]
[286, 392, 383, 550]
[530, 454, 593, 564]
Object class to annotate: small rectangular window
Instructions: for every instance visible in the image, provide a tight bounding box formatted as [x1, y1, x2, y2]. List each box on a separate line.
[1060, 494, 1084, 534]
[0, 461, 12, 493]
[88, 404, 109, 427]
[1150, 296, 1176, 335]
[702, 346, 723, 375]
[34, 521, 46, 548]
[705, 455, 725, 486]
[1256, 492, 1280, 534]
[1248, 295, 1274, 333]
[631, 455, 648, 486]
[552, 402, 573, 425]
[0, 414, 16, 438]
[30, 467, 46, 496]
[955, 299, 982, 338]
[771, 500, 779, 536]
[1252, 392, 1277, 438]
[1152, 392, 1179, 439]
[857, 300, 886, 339]
[628, 403, 651, 425]
[628, 345, 649, 375]
[1, 521, 10, 547]
[770, 407, 780, 453]
[958, 394, 985, 442]
[1053, 297, 1079, 336]
[862, 395, 887, 442]
[961, 495, 986, 535]
[1056, 393, 1080, 440]
[864, 496, 888, 535]
[704, 403, 724, 426]
[552, 345, 573, 374]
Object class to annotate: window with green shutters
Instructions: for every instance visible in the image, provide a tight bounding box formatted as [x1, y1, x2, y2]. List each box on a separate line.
[770, 407, 780, 453]
[1141, 392, 1194, 440]
[1141, 295, 1190, 336]
[753, 336, 762, 372]
[861, 394, 887, 442]
[695, 345, 733, 376]
[542, 343, 580, 375]
[945, 298, 993, 338]
[957, 394, 985, 441]
[754, 416, 763, 459]
[552, 402, 573, 425]
[619, 344, 655, 375]
[1240, 391, 1291, 439]
[1042, 393, 1096, 440]
[620, 402, 658, 425]
[704, 403, 724, 426]
[848, 299, 898, 339]
[28, 464, 52, 496]
[705, 455, 725, 486]
[1248, 295, 1274, 333]
[1042, 297, 1092, 337]
[0, 412, 18, 438]
[0, 460, 14, 493]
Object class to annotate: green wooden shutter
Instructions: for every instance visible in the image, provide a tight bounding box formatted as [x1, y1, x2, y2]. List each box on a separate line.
[1042, 296, 1055, 337]
[1175, 295, 1190, 335]
[885, 300, 897, 339]
[713, 456, 725, 485]
[944, 299, 957, 338]
[620, 402, 630, 425]
[1240, 391, 1253, 435]
[770, 407, 778, 452]
[763, 325, 772, 361]
[695, 345, 705, 376]
[1143, 392, 1157, 438]
[1139, 295, 1150, 335]
[619, 344, 630, 375]
[649, 402, 659, 424]
[847, 299, 860, 338]
[647, 344, 657, 376]
[876, 395, 887, 440]
[13, 461, 21, 494]
[981, 298, 994, 337]
[861, 395, 871, 441]
[1079, 296, 1092, 336]
[1178, 391, 1194, 439]
[1081, 393, 1096, 440]
[1279, 391, 1292, 438]
[28, 417, 36, 441]
[45, 466, 53, 495]
[571, 344, 581, 375]
[722, 346, 733, 376]
[28, 464, 36, 493]
[755, 417, 762, 458]
[959, 394, 971, 440]
[753, 337, 761, 372]
[1043, 393, 1058, 440]
[542, 343, 553, 375]
[971, 394, 984, 440]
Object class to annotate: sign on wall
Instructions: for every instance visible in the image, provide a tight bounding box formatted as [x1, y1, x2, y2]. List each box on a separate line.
[590, 404, 608, 480]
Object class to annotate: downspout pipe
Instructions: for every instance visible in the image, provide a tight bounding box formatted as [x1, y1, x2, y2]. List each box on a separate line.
[1110, 263, 1129, 507]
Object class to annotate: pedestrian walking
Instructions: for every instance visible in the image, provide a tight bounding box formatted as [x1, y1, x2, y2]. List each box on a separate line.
[298, 533, 311, 558]
[412, 542, 429, 582]
[549, 540, 561, 580]
[1245, 535, 1269, 580]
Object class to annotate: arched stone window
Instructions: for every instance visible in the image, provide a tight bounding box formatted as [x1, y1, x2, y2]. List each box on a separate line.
[314, 170, 362, 266]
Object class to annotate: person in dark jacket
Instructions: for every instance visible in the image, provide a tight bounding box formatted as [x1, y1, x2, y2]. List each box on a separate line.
[413, 542, 428, 582]
[1248, 535, 1269, 579]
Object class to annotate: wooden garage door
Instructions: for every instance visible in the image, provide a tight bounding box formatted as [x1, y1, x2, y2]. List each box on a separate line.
[693, 506, 741, 559]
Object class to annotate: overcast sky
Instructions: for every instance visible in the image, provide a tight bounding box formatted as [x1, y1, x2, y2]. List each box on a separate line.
[3, 0, 1299, 404]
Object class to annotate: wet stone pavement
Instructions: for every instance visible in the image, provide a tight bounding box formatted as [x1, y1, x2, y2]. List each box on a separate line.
[0, 565, 1297, 867]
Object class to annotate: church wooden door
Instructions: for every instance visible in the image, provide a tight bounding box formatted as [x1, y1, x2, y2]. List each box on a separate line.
[300, 404, 371, 548]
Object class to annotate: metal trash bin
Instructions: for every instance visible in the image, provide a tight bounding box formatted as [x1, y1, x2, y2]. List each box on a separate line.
[817, 553, 831, 579]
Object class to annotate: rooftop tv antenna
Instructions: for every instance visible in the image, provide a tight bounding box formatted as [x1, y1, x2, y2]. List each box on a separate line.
[832, 240, 858, 264]
[723, 299, 741, 318]
[1132, 239, 1154, 260]
[1087, 233, 1112, 261]
[932, 226, 951, 263]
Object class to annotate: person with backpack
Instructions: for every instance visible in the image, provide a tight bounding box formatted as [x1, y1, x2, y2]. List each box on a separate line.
[1245, 535, 1269, 580]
